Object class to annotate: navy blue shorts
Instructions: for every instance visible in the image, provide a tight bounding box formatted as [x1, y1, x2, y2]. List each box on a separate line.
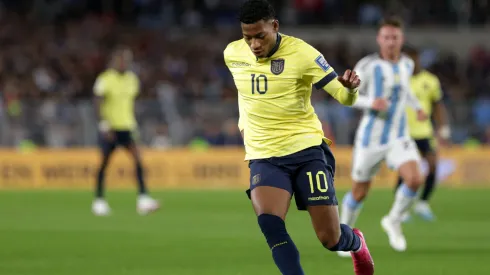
[246, 142, 338, 211]
[99, 130, 134, 155]
[414, 138, 435, 156]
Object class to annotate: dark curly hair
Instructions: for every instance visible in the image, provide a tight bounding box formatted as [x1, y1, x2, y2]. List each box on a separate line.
[239, 0, 276, 24]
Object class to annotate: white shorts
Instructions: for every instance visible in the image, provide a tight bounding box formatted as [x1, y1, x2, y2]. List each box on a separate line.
[351, 138, 422, 182]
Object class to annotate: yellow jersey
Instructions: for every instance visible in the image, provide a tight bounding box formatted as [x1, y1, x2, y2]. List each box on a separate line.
[224, 34, 357, 160]
[406, 70, 442, 139]
[93, 69, 139, 131]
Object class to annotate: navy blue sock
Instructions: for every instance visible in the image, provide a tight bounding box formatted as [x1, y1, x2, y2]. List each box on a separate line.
[135, 162, 147, 195]
[96, 167, 106, 198]
[257, 214, 304, 275]
[421, 171, 436, 201]
[327, 224, 361, 252]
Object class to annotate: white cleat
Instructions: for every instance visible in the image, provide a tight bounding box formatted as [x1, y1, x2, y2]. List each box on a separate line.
[137, 196, 160, 215]
[381, 216, 407, 252]
[337, 251, 352, 258]
[92, 199, 111, 216]
[413, 201, 436, 221]
[401, 211, 412, 223]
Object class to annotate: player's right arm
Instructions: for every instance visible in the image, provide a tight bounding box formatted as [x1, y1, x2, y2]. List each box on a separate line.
[93, 72, 111, 133]
[223, 43, 247, 138]
[237, 97, 246, 139]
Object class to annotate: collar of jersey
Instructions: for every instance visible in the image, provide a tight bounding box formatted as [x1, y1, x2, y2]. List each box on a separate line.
[256, 33, 282, 61]
[376, 52, 404, 64]
[109, 68, 129, 75]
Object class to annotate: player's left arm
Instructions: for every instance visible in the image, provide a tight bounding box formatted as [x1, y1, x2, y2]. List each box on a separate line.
[134, 74, 142, 99]
[300, 46, 358, 106]
[431, 77, 451, 140]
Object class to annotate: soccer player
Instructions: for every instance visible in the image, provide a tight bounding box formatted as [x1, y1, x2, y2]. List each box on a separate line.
[224, 1, 374, 274]
[91, 46, 159, 216]
[394, 46, 451, 221]
[338, 17, 428, 254]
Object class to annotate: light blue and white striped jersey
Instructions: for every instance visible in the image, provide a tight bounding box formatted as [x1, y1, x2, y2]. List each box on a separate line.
[353, 53, 422, 147]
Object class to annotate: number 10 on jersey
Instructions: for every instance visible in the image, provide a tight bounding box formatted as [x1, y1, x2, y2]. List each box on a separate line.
[251, 74, 268, 94]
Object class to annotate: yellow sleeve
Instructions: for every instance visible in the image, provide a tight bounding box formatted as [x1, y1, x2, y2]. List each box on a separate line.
[300, 44, 358, 106]
[431, 76, 443, 103]
[223, 43, 234, 68]
[224, 44, 243, 131]
[93, 73, 107, 96]
[237, 96, 246, 131]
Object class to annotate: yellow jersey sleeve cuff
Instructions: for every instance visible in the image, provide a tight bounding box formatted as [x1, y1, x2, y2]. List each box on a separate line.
[320, 76, 358, 106]
[313, 71, 338, 90]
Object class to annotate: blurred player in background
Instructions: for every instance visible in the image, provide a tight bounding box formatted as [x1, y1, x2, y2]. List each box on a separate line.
[224, 1, 374, 274]
[394, 46, 451, 221]
[338, 17, 427, 254]
[92, 46, 159, 216]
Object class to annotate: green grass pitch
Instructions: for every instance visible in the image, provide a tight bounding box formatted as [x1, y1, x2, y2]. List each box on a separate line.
[1, 188, 489, 275]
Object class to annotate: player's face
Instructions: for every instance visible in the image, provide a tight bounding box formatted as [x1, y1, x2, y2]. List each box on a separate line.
[114, 49, 133, 71]
[377, 26, 404, 57]
[241, 20, 279, 58]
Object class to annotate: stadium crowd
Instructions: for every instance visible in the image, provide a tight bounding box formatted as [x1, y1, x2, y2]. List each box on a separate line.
[0, 1, 489, 147]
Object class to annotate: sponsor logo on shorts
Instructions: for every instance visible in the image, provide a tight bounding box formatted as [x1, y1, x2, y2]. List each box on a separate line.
[308, 195, 330, 201]
[252, 174, 261, 185]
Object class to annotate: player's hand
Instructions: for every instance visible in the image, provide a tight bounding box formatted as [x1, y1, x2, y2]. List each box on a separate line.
[371, 98, 389, 111]
[416, 110, 429, 121]
[338, 70, 360, 89]
[437, 125, 452, 147]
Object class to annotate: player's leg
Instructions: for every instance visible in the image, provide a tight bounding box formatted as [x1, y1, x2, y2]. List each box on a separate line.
[394, 176, 403, 193]
[382, 138, 424, 251]
[92, 132, 116, 216]
[394, 138, 430, 222]
[340, 146, 384, 229]
[122, 131, 159, 215]
[293, 145, 373, 274]
[248, 160, 304, 275]
[414, 139, 438, 220]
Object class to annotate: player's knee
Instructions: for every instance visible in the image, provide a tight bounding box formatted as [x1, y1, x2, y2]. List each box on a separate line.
[257, 214, 286, 236]
[404, 173, 424, 189]
[316, 226, 341, 249]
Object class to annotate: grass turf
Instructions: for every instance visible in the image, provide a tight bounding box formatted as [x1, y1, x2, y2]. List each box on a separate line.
[0, 188, 489, 275]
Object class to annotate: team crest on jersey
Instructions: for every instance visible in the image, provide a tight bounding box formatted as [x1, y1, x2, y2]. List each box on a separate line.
[315, 55, 330, 72]
[270, 59, 285, 75]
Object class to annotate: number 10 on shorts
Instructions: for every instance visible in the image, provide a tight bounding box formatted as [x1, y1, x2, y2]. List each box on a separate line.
[307, 171, 329, 193]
